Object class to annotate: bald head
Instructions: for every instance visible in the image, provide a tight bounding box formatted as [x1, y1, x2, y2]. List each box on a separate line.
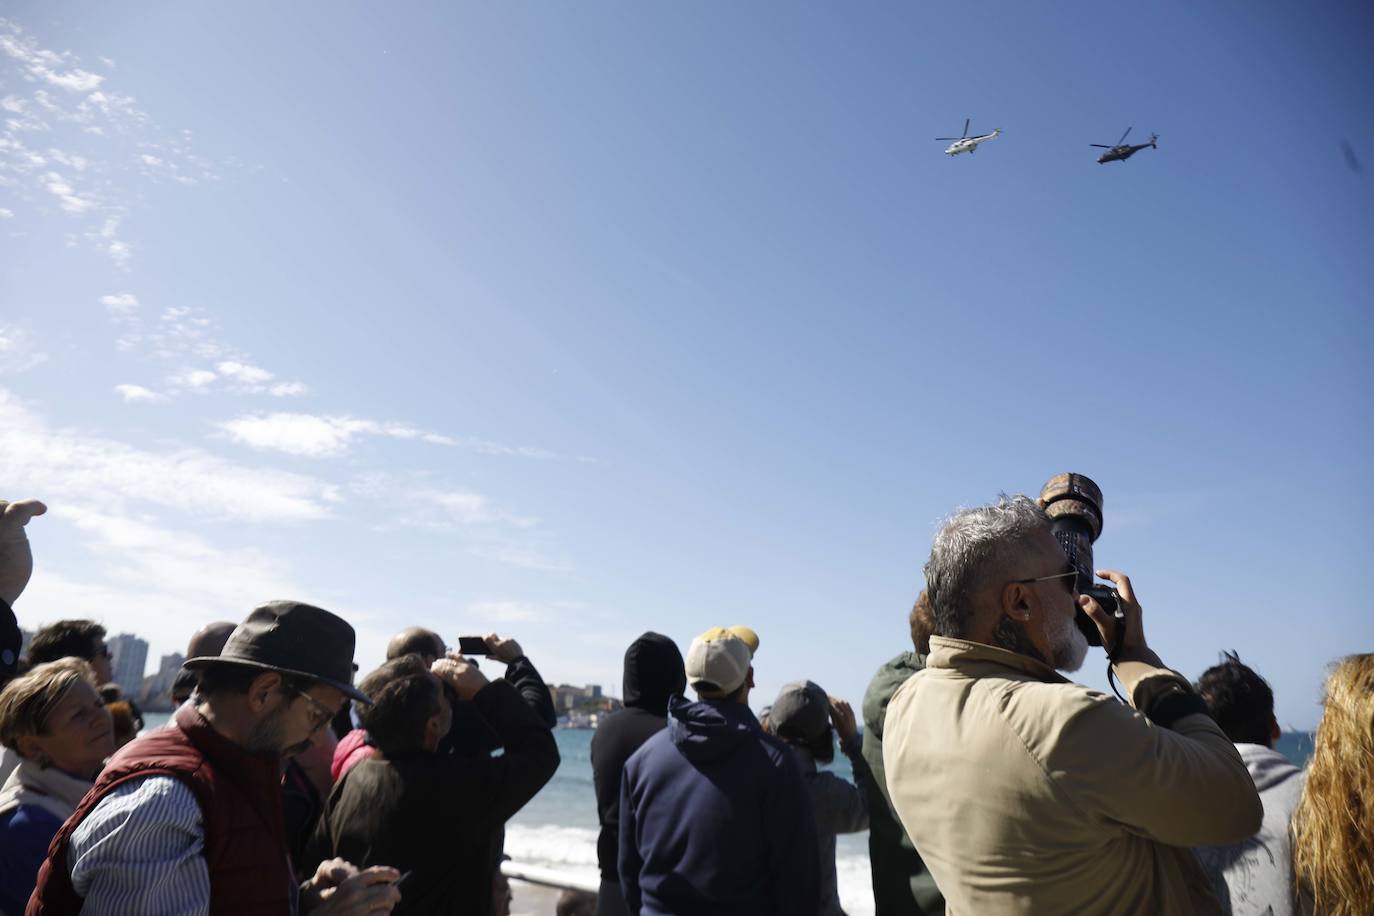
[387, 627, 444, 664]
[186, 622, 237, 660]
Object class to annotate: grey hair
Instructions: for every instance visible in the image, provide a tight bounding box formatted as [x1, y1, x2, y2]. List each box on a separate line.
[924, 494, 1052, 638]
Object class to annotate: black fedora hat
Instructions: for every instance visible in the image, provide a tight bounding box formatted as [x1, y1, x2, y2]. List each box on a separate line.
[184, 600, 370, 703]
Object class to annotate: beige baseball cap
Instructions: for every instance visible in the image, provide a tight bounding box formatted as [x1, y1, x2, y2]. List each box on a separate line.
[684, 632, 752, 699]
[695, 625, 759, 657]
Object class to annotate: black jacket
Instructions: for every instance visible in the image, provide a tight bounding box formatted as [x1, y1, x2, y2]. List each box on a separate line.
[444, 655, 557, 757]
[590, 633, 686, 883]
[305, 679, 560, 916]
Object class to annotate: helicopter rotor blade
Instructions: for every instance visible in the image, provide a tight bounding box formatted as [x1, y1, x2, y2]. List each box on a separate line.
[1119, 127, 1132, 145]
[1089, 144, 1112, 148]
[963, 118, 970, 138]
[935, 138, 959, 141]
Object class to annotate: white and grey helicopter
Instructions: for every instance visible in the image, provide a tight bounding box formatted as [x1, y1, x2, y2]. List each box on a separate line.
[937, 119, 1001, 156]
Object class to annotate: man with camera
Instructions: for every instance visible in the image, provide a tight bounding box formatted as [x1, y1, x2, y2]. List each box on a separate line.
[883, 495, 1261, 915]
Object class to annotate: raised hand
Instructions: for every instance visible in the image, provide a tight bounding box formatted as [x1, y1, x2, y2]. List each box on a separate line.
[0, 498, 47, 605]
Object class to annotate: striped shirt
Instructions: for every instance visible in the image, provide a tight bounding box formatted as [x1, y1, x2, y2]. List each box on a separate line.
[68, 780, 212, 911]
[68, 774, 301, 916]
[68, 776, 211, 915]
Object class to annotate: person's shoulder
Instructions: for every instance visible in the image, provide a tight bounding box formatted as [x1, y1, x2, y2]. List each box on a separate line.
[864, 653, 924, 724]
[623, 727, 674, 773]
[597, 707, 664, 738]
[2, 801, 63, 833]
[999, 675, 1116, 725]
[93, 774, 200, 815]
[71, 775, 202, 852]
[755, 730, 800, 768]
[997, 677, 1145, 765]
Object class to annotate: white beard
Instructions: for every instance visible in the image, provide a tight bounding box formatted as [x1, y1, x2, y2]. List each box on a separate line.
[1051, 614, 1090, 673]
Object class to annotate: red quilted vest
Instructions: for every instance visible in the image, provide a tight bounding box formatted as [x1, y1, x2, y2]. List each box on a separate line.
[27, 704, 295, 916]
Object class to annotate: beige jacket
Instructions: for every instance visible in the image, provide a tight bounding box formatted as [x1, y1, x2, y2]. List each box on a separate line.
[883, 637, 1262, 916]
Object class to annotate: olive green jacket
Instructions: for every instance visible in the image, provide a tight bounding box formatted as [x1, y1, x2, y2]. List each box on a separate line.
[862, 652, 945, 915]
[883, 637, 1262, 916]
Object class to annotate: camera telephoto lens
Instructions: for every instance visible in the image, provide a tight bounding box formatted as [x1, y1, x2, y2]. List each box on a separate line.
[1038, 473, 1115, 647]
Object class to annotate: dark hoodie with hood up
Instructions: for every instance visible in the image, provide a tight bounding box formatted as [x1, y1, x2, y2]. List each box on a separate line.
[618, 694, 821, 916]
[591, 632, 687, 883]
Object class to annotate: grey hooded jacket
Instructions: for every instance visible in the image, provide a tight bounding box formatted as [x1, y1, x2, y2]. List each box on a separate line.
[789, 736, 871, 916]
[1195, 743, 1306, 916]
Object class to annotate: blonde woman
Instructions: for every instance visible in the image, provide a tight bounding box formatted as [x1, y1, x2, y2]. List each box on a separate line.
[1292, 654, 1374, 915]
[0, 658, 113, 914]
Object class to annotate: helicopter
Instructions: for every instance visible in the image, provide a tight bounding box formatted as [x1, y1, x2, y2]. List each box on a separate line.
[1091, 127, 1158, 164]
[937, 119, 1001, 156]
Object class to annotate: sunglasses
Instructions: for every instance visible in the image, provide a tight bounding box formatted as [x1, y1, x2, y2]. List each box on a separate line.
[1014, 564, 1081, 594]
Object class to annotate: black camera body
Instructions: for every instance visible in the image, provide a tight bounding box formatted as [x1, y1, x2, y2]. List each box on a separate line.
[1038, 473, 1123, 648]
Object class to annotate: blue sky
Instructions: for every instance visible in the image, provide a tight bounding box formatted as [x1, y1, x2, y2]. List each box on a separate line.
[1, 2, 1369, 729]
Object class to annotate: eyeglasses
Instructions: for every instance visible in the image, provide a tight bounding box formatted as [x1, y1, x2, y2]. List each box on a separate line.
[287, 687, 337, 733]
[1014, 565, 1081, 594]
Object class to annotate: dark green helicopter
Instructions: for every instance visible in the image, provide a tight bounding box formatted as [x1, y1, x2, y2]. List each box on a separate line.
[1092, 127, 1158, 164]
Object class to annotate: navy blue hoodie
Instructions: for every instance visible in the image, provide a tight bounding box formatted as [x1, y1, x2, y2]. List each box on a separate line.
[618, 695, 820, 916]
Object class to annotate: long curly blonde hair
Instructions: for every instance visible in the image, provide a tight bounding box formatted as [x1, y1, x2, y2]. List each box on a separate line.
[1292, 653, 1374, 915]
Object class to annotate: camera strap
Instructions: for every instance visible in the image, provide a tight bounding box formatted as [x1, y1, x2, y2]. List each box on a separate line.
[1105, 591, 1128, 703]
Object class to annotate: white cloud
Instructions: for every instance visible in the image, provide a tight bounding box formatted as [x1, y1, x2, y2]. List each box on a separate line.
[216, 360, 273, 384]
[0, 207, 13, 219]
[146, 307, 223, 361]
[43, 170, 95, 212]
[0, 387, 338, 522]
[56, 506, 300, 600]
[99, 292, 138, 318]
[91, 215, 131, 267]
[218, 413, 372, 457]
[0, 324, 47, 374]
[20, 508, 306, 662]
[47, 148, 87, 170]
[350, 473, 536, 529]
[171, 368, 217, 389]
[218, 412, 459, 458]
[464, 600, 549, 623]
[110, 304, 304, 398]
[0, 19, 220, 264]
[0, 30, 104, 93]
[467, 542, 572, 572]
[457, 438, 574, 461]
[36, 67, 103, 93]
[113, 383, 166, 403]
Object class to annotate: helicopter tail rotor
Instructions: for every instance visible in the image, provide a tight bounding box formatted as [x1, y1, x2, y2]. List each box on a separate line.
[1149, 133, 1158, 148]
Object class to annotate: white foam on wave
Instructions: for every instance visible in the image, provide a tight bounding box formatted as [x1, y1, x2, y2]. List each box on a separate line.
[505, 822, 875, 915]
[504, 823, 602, 883]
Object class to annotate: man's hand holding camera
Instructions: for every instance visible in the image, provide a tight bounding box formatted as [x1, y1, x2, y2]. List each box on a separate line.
[1080, 568, 1166, 693]
[432, 652, 489, 701]
[482, 633, 524, 664]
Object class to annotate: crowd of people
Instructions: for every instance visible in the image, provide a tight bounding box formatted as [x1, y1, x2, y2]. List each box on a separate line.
[0, 493, 1370, 915]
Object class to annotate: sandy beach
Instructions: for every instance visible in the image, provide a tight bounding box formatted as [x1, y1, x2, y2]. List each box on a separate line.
[509, 879, 569, 916]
